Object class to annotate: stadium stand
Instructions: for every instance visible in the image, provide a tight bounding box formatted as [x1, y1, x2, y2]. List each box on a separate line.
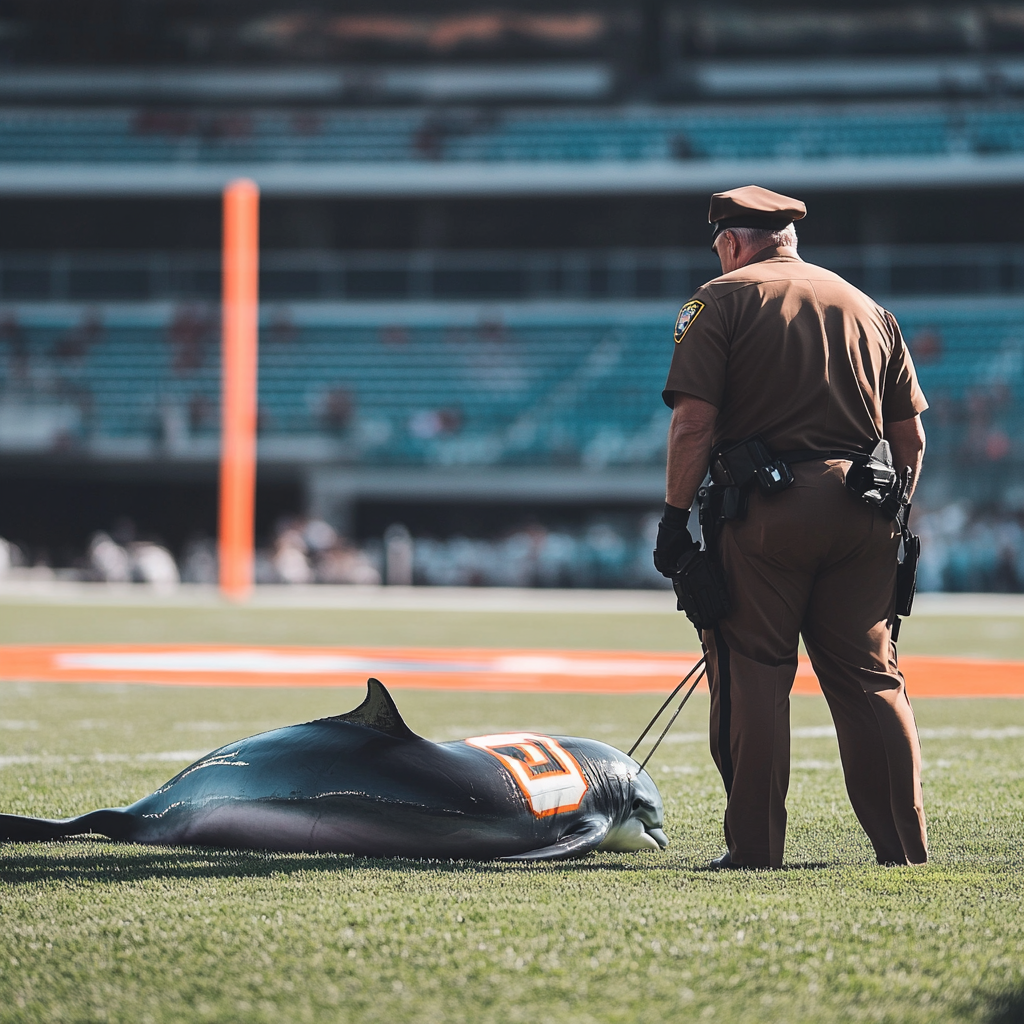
[0, 1, 1023, 587]
[1, 300, 1020, 480]
[0, 103, 1022, 165]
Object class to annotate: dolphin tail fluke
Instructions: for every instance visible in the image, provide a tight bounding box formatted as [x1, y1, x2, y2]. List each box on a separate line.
[501, 816, 611, 862]
[0, 808, 133, 843]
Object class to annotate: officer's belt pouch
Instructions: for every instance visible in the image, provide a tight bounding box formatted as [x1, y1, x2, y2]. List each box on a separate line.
[896, 529, 921, 618]
[709, 435, 795, 517]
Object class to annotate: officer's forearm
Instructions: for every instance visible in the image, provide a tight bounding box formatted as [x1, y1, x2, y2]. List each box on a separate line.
[665, 393, 718, 508]
[884, 414, 926, 500]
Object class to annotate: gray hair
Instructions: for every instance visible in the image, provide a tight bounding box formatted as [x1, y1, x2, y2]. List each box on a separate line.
[721, 224, 798, 250]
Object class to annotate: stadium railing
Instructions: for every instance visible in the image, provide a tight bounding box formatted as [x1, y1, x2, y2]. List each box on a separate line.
[2, 246, 1024, 303]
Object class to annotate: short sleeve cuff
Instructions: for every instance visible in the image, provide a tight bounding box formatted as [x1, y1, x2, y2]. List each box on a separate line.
[882, 392, 929, 422]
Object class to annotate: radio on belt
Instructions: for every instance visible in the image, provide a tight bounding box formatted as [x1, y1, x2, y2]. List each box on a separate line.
[710, 435, 794, 496]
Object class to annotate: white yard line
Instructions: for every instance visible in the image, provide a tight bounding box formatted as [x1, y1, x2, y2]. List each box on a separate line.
[0, 751, 207, 769]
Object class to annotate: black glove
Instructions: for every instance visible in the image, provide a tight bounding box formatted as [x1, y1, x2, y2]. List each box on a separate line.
[672, 547, 732, 631]
[653, 503, 697, 578]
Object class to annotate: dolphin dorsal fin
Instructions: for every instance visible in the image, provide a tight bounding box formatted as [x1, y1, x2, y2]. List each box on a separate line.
[329, 678, 419, 739]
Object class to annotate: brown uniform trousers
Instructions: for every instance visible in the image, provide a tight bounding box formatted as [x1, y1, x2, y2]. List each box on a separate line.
[703, 459, 928, 868]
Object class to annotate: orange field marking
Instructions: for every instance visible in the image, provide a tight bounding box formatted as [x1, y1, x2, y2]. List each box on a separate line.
[0, 644, 1021, 697]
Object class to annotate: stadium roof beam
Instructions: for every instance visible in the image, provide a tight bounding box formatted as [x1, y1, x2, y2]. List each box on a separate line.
[0, 155, 1023, 197]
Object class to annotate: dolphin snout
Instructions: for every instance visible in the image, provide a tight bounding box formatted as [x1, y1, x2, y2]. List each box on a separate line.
[646, 827, 669, 849]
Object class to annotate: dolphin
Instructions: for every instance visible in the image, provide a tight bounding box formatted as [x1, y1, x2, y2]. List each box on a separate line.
[0, 678, 667, 860]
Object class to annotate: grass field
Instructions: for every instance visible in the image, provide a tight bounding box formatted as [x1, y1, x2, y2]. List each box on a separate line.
[3, 598, 1024, 659]
[2, 599, 1024, 1024]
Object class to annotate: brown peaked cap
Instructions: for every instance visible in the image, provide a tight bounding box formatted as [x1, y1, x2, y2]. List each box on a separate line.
[709, 185, 806, 240]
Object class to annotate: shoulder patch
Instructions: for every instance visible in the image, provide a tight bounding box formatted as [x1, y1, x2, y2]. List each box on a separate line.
[674, 300, 705, 343]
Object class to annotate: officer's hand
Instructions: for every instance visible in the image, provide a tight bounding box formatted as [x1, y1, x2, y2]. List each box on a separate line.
[672, 548, 731, 631]
[653, 503, 698, 578]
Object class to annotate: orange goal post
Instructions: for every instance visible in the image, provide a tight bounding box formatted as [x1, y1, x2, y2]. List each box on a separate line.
[219, 179, 259, 600]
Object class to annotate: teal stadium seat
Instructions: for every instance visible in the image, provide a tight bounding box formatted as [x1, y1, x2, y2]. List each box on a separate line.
[0, 105, 1020, 164]
[1, 303, 1020, 467]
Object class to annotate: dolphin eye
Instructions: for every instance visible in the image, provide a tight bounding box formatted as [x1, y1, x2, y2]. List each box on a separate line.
[632, 799, 643, 810]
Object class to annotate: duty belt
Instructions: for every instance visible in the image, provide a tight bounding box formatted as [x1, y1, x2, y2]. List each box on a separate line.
[700, 436, 921, 631]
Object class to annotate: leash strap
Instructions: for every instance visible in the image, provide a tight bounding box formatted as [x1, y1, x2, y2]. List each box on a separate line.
[636, 664, 707, 774]
[628, 652, 706, 762]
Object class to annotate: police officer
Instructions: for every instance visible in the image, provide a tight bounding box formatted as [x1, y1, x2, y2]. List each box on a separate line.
[654, 185, 928, 869]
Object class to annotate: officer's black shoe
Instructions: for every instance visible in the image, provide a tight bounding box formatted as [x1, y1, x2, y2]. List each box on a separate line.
[709, 851, 742, 870]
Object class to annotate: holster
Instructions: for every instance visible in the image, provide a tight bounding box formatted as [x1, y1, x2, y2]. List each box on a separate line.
[698, 482, 747, 530]
[842, 441, 920, 625]
[896, 527, 921, 618]
[844, 440, 910, 525]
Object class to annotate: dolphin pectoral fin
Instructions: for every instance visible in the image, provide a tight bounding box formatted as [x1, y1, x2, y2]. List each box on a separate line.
[501, 816, 611, 862]
[324, 678, 420, 740]
[0, 808, 133, 843]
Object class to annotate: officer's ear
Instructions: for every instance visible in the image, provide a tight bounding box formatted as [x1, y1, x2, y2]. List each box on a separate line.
[714, 230, 740, 270]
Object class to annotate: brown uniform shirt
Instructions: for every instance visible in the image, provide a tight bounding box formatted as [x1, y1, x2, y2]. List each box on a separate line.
[663, 248, 928, 452]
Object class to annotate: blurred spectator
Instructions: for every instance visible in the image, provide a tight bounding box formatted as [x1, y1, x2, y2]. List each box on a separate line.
[159, 402, 189, 451]
[200, 112, 253, 142]
[130, 542, 180, 588]
[38, 500, 1024, 593]
[110, 516, 137, 547]
[409, 522, 651, 589]
[272, 525, 314, 584]
[414, 118, 446, 160]
[255, 517, 384, 585]
[316, 541, 382, 585]
[478, 318, 506, 344]
[379, 325, 409, 346]
[167, 304, 214, 374]
[132, 110, 194, 136]
[188, 393, 217, 433]
[908, 326, 943, 364]
[585, 522, 629, 586]
[257, 403, 271, 435]
[671, 133, 696, 159]
[304, 518, 338, 553]
[985, 430, 1011, 461]
[408, 407, 463, 440]
[915, 500, 1024, 592]
[0, 310, 29, 381]
[291, 112, 322, 136]
[535, 531, 580, 588]
[266, 306, 298, 345]
[0, 537, 10, 579]
[181, 536, 218, 584]
[53, 309, 103, 363]
[88, 532, 131, 583]
[963, 386, 1013, 462]
[384, 524, 414, 586]
[924, 388, 956, 427]
[321, 388, 355, 433]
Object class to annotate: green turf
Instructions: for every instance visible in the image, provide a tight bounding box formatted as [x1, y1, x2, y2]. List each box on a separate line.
[2, 600, 1024, 659]
[2, 600, 1024, 1022]
[2, 680, 1024, 1024]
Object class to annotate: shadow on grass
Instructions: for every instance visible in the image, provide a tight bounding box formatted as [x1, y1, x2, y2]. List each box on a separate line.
[0, 844, 697, 884]
[983, 986, 1024, 1024]
[693, 860, 833, 872]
